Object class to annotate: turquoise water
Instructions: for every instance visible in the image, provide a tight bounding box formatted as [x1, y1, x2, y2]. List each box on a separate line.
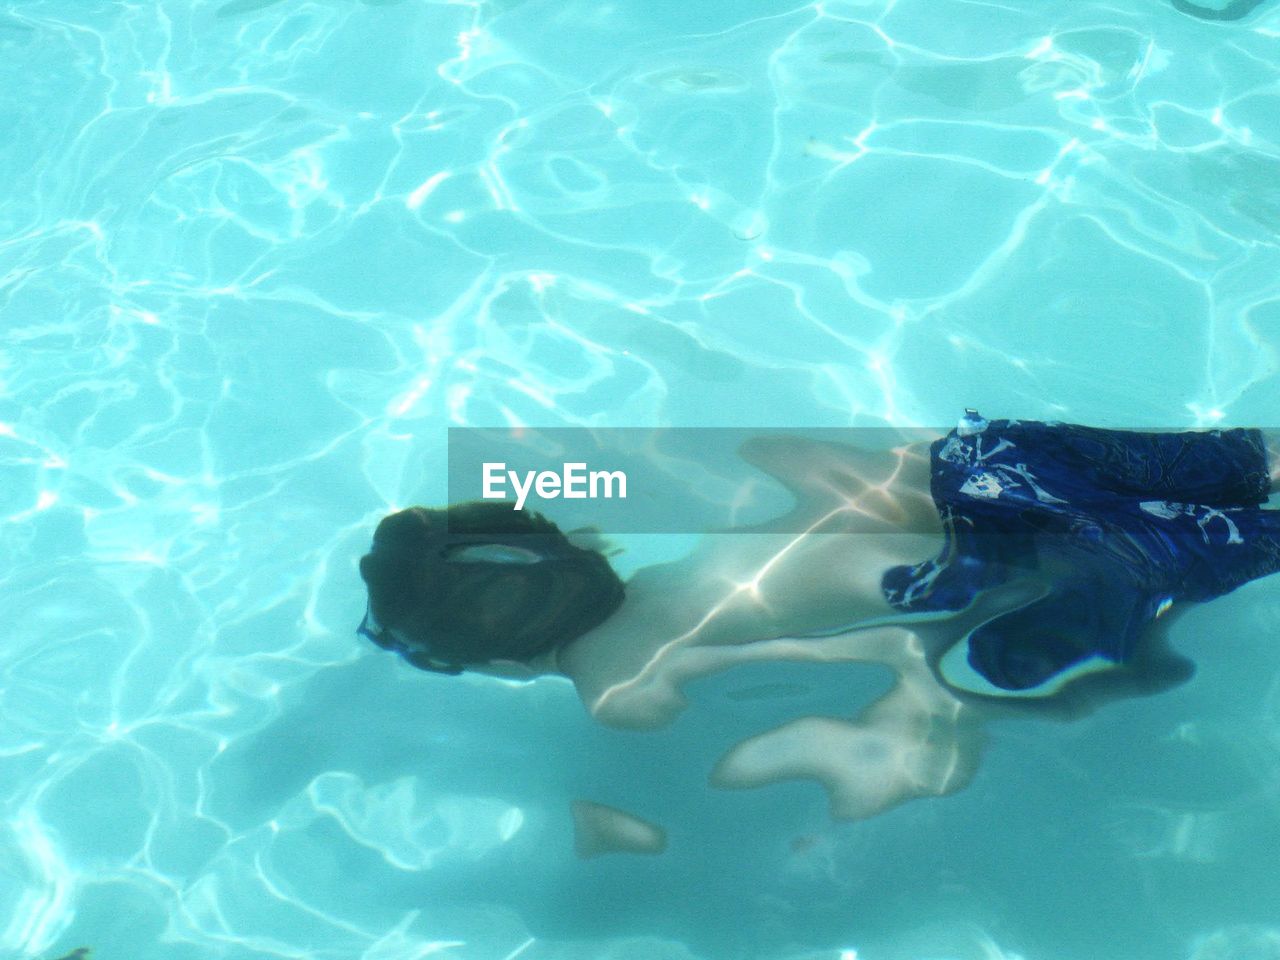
[5, 0, 1280, 958]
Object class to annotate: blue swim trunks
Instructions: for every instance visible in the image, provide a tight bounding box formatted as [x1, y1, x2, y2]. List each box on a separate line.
[882, 410, 1280, 690]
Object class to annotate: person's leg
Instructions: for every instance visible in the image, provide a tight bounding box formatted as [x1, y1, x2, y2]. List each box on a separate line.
[1263, 429, 1280, 484]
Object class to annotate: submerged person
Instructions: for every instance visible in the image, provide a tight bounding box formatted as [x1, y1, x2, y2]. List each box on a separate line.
[357, 411, 1280, 817]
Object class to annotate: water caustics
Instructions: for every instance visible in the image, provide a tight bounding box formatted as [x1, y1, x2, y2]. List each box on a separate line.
[5, 0, 1280, 957]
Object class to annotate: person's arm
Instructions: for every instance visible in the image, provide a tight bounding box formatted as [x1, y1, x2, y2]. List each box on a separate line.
[553, 436, 943, 725]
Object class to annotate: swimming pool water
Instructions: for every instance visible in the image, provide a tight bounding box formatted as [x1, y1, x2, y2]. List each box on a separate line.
[4, 0, 1280, 958]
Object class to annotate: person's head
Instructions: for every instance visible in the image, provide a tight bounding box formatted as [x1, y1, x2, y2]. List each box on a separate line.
[358, 502, 625, 673]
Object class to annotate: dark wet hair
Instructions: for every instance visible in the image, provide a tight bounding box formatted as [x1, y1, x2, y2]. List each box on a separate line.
[358, 502, 625, 674]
